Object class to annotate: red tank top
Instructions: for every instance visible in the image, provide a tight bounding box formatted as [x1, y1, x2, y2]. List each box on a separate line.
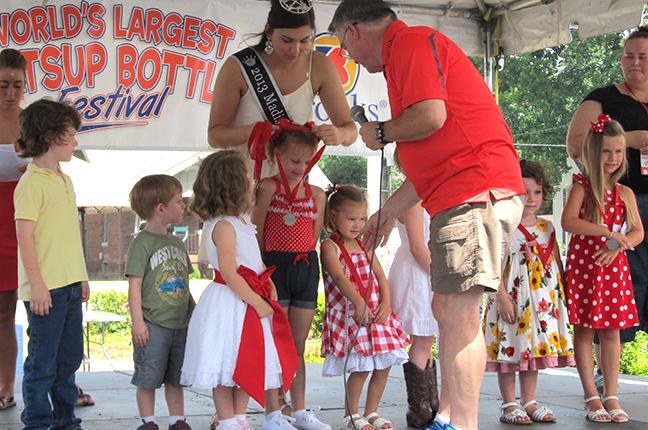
[264, 176, 317, 252]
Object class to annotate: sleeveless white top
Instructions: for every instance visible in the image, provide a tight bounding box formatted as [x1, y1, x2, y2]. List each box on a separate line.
[231, 51, 315, 178]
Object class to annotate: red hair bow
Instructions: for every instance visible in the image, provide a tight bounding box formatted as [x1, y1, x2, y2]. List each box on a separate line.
[247, 119, 320, 181]
[590, 114, 611, 133]
[326, 179, 341, 196]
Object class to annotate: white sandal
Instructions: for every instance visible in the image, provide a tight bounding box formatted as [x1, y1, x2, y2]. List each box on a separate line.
[342, 414, 374, 430]
[522, 400, 556, 422]
[601, 396, 629, 423]
[584, 396, 612, 423]
[364, 412, 392, 429]
[500, 402, 532, 425]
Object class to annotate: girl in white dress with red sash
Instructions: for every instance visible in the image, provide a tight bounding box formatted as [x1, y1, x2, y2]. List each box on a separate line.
[181, 151, 299, 430]
[320, 185, 409, 430]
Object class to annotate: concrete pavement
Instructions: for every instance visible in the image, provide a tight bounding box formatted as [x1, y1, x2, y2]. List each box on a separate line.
[1, 362, 647, 430]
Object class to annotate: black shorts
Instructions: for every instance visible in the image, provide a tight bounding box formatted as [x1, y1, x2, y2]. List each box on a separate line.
[264, 250, 319, 309]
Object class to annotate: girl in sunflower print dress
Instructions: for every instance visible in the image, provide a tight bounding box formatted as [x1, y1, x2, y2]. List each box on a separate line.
[483, 160, 575, 424]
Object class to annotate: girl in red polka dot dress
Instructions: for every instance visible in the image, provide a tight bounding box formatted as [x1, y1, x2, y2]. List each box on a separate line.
[562, 115, 643, 423]
[251, 121, 330, 430]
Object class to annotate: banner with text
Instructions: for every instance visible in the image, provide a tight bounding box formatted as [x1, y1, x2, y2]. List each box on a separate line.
[2, 0, 392, 155]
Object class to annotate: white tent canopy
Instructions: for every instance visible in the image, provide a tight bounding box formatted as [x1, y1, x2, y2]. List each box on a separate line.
[326, 0, 647, 57]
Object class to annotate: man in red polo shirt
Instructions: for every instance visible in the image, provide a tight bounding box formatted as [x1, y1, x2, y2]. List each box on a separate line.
[329, 1, 525, 430]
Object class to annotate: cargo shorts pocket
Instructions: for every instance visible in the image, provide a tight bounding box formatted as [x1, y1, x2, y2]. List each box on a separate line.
[133, 345, 146, 364]
[432, 220, 475, 277]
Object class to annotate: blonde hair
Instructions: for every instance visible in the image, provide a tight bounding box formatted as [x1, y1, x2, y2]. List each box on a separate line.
[129, 175, 183, 221]
[324, 185, 367, 236]
[581, 119, 637, 229]
[265, 128, 319, 166]
[189, 150, 252, 221]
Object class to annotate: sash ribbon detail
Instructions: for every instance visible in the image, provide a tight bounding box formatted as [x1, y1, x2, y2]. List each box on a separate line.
[213, 265, 298, 406]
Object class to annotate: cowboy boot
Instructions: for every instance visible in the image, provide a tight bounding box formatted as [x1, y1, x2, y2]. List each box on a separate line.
[403, 360, 432, 428]
[428, 358, 440, 417]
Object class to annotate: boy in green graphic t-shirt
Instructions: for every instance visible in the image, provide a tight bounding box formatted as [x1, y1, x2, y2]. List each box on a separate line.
[125, 174, 195, 430]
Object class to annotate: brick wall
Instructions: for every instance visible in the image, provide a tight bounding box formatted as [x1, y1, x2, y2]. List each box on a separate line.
[84, 211, 137, 280]
[83, 198, 201, 280]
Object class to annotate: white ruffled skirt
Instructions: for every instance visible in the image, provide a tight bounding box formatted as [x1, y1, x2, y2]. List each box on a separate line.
[180, 281, 283, 389]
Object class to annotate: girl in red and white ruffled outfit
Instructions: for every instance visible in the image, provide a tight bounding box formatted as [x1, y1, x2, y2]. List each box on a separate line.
[320, 185, 409, 430]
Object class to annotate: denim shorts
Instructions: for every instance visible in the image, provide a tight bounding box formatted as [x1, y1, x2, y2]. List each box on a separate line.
[429, 195, 523, 294]
[131, 320, 187, 389]
[264, 250, 319, 309]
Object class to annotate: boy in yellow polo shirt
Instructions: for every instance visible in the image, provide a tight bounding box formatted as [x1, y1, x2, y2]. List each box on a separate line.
[14, 99, 89, 430]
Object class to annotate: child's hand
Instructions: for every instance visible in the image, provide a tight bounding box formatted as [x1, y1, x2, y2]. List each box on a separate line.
[269, 279, 278, 302]
[611, 231, 634, 251]
[29, 283, 52, 316]
[253, 299, 274, 319]
[81, 281, 90, 302]
[499, 296, 516, 325]
[354, 301, 371, 326]
[131, 320, 149, 348]
[373, 301, 390, 325]
[593, 247, 621, 267]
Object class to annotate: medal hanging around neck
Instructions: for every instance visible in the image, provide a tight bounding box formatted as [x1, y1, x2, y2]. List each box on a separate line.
[275, 145, 325, 226]
[587, 182, 621, 250]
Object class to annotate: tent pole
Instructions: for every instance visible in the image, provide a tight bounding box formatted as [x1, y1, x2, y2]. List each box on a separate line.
[484, 23, 493, 91]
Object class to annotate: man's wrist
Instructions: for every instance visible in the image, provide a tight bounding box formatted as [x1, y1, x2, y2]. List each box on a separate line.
[374, 121, 392, 145]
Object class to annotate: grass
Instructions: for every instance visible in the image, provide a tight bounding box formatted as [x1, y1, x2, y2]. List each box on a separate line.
[87, 331, 326, 364]
[85, 331, 133, 361]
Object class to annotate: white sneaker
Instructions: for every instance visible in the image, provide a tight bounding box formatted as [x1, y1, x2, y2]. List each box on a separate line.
[263, 411, 297, 430]
[216, 421, 244, 430]
[237, 418, 254, 430]
[292, 409, 331, 430]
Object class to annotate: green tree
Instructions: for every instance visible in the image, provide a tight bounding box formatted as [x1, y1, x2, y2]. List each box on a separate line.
[319, 155, 367, 189]
[484, 30, 626, 193]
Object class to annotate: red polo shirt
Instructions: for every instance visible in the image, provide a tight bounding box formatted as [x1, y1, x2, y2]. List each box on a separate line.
[382, 20, 524, 218]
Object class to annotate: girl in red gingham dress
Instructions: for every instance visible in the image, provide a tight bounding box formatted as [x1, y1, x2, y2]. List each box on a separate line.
[320, 185, 409, 430]
[251, 121, 330, 430]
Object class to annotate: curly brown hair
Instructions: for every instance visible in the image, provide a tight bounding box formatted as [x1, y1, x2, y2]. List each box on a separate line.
[519, 160, 554, 202]
[16, 99, 81, 158]
[189, 150, 252, 221]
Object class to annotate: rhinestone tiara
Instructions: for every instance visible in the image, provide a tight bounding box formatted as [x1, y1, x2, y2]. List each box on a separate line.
[279, 0, 313, 14]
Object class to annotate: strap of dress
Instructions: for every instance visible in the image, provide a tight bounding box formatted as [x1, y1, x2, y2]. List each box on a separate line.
[329, 235, 372, 298]
[271, 175, 281, 193]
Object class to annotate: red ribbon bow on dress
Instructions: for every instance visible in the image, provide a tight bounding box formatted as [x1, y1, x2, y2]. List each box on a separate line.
[590, 114, 611, 133]
[213, 265, 299, 407]
[248, 119, 319, 181]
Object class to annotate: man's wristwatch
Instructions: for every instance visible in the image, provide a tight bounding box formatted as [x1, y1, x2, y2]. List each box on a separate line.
[374, 121, 392, 145]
